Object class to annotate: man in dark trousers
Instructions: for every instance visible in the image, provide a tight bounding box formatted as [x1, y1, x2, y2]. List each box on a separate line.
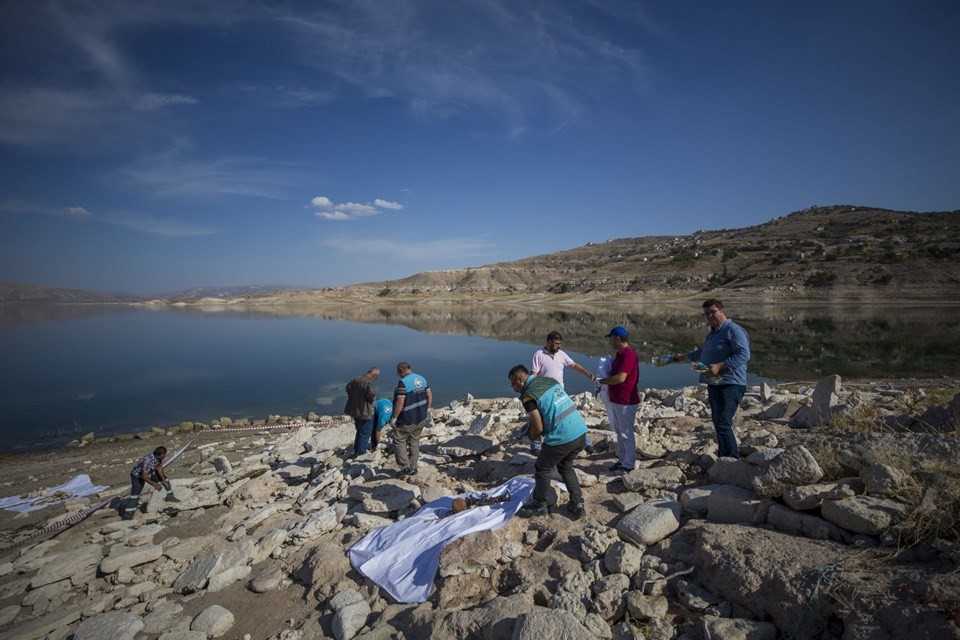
[674, 299, 751, 459]
[345, 367, 380, 457]
[120, 446, 178, 520]
[509, 364, 588, 519]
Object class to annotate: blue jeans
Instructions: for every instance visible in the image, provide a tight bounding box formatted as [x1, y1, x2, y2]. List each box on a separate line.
[353, 417, 374, 456]
[707, 384, 745, 459]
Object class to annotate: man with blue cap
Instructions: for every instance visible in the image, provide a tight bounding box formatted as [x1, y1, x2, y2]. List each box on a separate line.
[596, 325, 640, 473]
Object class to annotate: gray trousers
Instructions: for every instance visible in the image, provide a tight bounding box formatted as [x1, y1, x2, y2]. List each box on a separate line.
[394, 419, 426, 468]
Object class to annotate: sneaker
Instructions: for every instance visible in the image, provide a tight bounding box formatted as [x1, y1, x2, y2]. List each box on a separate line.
[119, 510, 135, 521]
[608, 462, 624, 472]
[567, 501, 586, 519]
[165, 493, 181, 503]
[401, 466, 418, 476]
[517, 500, 548, 518]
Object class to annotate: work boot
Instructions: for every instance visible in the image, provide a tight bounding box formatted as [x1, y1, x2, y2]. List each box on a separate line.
[518, 500, 548, 518]
[121, 495, 140, 518]
[567, 500, 586, 519]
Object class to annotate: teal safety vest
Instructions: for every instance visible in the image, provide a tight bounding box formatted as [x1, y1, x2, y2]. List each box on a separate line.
[520, 375, 587, 446]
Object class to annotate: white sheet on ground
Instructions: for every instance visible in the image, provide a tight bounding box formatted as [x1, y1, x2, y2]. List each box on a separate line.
[0, 474, 110, 513]
[349, 476, 534, 604]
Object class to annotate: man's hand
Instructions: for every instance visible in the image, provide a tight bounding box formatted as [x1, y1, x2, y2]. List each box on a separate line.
[708, 363, 723, 377]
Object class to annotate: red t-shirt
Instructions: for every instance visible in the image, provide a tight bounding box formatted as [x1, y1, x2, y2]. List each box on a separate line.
[609, 346, 640, 405]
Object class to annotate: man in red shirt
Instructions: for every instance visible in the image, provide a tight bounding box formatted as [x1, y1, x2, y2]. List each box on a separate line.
[596, 325, 640, 473]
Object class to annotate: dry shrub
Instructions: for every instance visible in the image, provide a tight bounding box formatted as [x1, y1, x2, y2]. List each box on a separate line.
[827, 403, 893, 434]
[900, 469, 960, 546]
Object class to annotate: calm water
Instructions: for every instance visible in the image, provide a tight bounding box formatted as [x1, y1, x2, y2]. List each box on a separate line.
[0, 303, 957, 450]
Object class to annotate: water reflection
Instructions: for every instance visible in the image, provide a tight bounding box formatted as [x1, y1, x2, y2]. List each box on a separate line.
[1, 302, 957, 381]
[146, 302, 957, 381]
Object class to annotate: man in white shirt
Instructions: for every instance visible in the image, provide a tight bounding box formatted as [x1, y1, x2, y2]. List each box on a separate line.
[530, 331, 596, 453]
[531, 331, 595, 387]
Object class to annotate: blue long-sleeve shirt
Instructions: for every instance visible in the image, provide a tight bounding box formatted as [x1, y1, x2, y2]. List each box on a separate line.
[688, 319, 751, 386]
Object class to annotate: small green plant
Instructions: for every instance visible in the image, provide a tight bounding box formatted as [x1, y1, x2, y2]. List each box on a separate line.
[805, 271, 837, 287]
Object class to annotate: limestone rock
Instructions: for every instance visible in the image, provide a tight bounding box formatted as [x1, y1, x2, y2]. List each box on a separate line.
[190, 604, 235, 638]
[73, 611, 144, 640]
[750, 446, 824, 498]
[616, 500, 682, 547]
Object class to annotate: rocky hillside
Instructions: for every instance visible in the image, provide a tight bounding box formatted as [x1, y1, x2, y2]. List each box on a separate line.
[331, 204, 960, 302]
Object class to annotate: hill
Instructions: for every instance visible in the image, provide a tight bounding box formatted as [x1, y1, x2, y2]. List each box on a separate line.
[0, 280, 139, 304]
[325, 204, 959, 302]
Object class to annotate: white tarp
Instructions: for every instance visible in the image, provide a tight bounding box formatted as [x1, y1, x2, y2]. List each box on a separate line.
[349, 476, 534, 603]
[0, 474, 109, 513]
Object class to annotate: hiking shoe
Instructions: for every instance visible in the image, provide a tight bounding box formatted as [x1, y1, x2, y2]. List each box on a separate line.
[119, 510, 135, 521]
[517, 501, 548, 518]
[567, 501, 586, 519]
[165, 493, 180, 503]
[608, 462, 624, 473]
[401, 466, 418, 476]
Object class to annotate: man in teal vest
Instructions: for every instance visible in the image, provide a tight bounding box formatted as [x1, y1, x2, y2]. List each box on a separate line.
[509, 364, 587, 519]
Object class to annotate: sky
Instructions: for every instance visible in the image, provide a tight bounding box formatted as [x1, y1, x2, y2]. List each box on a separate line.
[1, 1, 958, 295]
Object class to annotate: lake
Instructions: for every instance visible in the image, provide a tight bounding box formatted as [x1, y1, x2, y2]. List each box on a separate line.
[1, 302, 957, 451]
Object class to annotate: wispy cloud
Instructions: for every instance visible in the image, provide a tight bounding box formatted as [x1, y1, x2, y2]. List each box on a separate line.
[125, 146, 309, 200]
[0, 199, 92, 218]
[276, 1, 651, 136]
[318, 233, 495, 262]
[101, 212, 220, 237]
[310, 195, 404, 221]
[0, 198, 217, 237]
[0, 88, 116, 148]
[133, 93, 198, 111]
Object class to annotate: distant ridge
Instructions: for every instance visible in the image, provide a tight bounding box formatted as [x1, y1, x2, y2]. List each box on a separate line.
[0, 280, 140, 303]
[154, 284, 311, 302]
[4, 205, 959, 304]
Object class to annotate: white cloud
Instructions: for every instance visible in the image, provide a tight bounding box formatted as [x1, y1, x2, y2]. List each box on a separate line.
[337, 202, 378, 216]
[310, 195, 405, 221]
[64, 206, 91, 217]
[316, 211, 352, 221]
[374, 199, 403, 210]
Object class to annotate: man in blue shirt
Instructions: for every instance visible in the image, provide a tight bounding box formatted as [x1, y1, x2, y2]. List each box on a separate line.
[674, 299, 751, 459]
[371, 397, 393, 449]
[509, 364, 587, 519]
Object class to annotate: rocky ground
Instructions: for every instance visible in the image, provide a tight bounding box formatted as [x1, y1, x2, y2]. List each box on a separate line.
[0, 377, 959, 640]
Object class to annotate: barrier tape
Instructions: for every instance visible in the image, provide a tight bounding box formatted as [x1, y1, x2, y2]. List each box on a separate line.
[0, 436, 199, 552]
[0, 496, 118, 551]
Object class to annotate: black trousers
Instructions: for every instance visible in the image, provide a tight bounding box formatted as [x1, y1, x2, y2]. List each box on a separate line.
[532, 433, 586, 505]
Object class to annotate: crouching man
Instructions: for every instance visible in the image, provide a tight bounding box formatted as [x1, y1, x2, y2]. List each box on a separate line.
[120, 446, 179, 520]
[508, 364, 587, 519]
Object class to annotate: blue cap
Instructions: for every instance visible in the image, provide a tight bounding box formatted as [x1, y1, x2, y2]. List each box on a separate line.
[605, 325, 628, 338]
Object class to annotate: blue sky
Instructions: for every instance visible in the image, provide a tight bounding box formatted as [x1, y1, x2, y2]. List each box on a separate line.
[1, 1, 958, 295]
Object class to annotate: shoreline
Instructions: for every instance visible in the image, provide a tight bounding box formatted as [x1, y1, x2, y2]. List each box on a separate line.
[4, 376, 959, 456]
